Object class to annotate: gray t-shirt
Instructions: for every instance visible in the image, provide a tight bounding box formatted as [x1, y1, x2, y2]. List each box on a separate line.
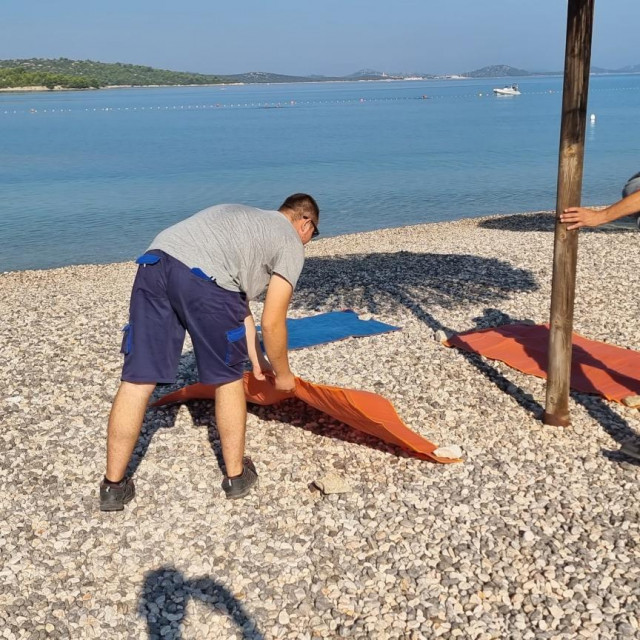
[148, 204, 305, 300]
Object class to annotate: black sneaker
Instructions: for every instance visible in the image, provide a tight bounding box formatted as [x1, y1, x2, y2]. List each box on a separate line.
[222, 457, 258, 500]
[100, 477, 135, 512]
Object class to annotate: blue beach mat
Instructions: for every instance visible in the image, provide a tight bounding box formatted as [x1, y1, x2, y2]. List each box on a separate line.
[259, 310, 401, 350]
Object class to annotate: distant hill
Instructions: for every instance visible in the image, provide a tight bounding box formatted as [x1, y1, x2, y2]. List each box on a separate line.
[462, 65, 532, 78]
[613, 63, 640, 73]
[463, 63, 640, 78]
[221, 70, 320, 84]
[343, 69, 401, 80]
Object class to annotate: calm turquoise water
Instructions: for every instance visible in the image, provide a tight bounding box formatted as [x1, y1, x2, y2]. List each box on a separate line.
[1, 75, 639, 271]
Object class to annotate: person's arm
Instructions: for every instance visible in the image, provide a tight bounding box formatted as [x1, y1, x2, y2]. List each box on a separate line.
[261, 274, 296, 392]
[244, 303, 272, 380]
[560, 189, 640, 229]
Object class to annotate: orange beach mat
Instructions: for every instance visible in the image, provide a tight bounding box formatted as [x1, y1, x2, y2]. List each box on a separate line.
[445, 323, 640, 404]
[153, 373, 461, 464]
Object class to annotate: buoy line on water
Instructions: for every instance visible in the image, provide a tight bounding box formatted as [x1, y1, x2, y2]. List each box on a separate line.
[2, 84, 638, 117]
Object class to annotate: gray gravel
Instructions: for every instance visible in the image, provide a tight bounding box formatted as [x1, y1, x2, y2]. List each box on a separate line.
[1, 211, 639, 639]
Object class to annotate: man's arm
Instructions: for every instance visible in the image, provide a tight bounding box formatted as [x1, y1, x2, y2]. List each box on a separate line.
[560, 189, 640, 229]
[244, 303, 272, 380]
[261, 274, 296, 392]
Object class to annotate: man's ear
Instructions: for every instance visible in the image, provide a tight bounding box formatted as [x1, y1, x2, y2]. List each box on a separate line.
[292, 218, 308, 242]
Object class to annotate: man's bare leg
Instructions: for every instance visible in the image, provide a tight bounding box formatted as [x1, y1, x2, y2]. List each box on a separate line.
[106, 381, 156, 482]
[215, 378, 247, 477]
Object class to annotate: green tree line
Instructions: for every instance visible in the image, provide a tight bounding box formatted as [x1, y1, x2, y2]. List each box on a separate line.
[0, 58, 225, 88]
[0, 68, 100, 89]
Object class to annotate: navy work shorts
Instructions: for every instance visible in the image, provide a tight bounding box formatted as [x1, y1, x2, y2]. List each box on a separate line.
[120, 250, 248, 385]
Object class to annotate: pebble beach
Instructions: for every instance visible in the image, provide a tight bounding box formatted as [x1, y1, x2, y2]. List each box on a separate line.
[1, 211, 639, 639]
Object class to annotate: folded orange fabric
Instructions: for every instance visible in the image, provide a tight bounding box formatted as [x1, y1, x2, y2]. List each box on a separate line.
[153, 373, 461, 464]
[446, 323, 640, 403]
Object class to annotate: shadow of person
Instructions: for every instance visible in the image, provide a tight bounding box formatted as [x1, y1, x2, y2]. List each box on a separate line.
[139, 566, 265, 640]
[478, 211, 636, 233]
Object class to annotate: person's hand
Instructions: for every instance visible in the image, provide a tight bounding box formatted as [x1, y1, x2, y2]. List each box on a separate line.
[560, 206, 603, 230]
[251, 354, 273, 381]
[274, 371, 296, 393]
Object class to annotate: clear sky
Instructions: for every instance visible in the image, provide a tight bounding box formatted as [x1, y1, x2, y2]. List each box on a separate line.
[2, 1, 638, 76]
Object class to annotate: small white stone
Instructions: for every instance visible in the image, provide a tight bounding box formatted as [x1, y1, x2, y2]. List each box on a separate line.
[433, 445, 463, 460]
[278, 610, 290, 625]
[313, 473, 352, 494]
[622, 395, 640, 408]
[549, 605, 564, 619]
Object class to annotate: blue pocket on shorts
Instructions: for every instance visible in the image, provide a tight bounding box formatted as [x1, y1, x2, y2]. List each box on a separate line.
[225, 325, 247, 366]
[120, 323, 133, 355]
[135, 253, 161, 266]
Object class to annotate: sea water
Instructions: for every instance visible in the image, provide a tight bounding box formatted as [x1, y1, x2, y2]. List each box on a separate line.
[1, 74, 639, 271]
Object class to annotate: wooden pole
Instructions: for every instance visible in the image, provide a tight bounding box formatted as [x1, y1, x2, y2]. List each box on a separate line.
[543, 0, 595, 426]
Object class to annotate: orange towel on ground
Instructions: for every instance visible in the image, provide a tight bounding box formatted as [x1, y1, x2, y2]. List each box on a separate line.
[153, 373, 461, 464]
[446, 323, 640, 404]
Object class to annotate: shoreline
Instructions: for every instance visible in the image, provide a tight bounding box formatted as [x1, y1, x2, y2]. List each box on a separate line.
[0, 85, 93, 92]
[2, 71, 637, 93]
[3, 210, 530, 274]
[3, 207, 633, 275]
[0, 78, 445, 93]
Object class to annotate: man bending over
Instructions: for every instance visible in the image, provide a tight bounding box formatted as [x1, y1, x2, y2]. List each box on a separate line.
[100, 193, 320, 510]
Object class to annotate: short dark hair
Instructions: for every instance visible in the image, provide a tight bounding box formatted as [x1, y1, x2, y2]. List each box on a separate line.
[279, 193, 319, 222]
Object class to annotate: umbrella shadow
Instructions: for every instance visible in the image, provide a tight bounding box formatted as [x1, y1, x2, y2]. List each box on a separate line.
[479, 211, 637, 233]
[292, 251, 539, 316]
[139, 566, 265, 640]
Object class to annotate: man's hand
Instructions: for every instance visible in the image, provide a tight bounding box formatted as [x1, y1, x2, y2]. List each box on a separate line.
[251, 353, 273, 381]
[560, 207, 603, 230]
[273, 371, 296, 393]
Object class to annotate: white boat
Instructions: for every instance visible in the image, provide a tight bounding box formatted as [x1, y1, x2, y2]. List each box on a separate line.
[493, 84, 521, 96]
